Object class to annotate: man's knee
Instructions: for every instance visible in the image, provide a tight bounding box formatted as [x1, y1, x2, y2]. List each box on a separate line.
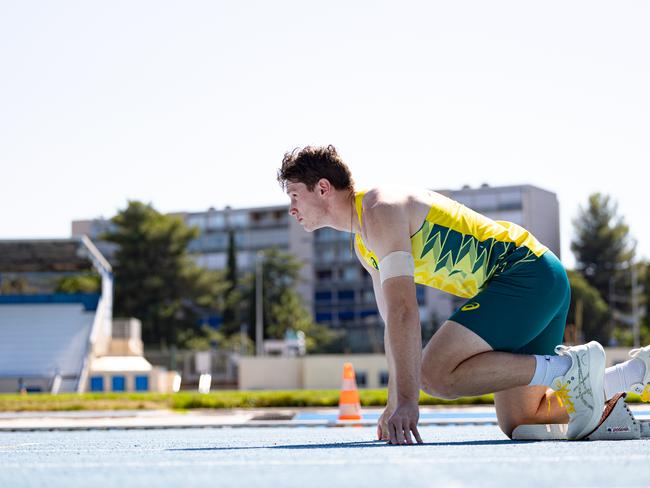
[497, 413, 534, 439]
[420, 365, 461, 400]
[498, 420, 516, 439]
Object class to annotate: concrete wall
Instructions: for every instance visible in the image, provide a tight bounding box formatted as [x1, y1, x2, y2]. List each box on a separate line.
[238, 356, 303, 389]
[239, 349, 633, 390]
[108, 338, 143, 356]
[524, 186, 561, 259]
[239, 354, 388, 390]
[302, 354, 388, 389]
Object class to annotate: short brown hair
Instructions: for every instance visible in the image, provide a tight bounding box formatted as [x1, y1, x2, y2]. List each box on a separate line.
[277, 145, 354, 193]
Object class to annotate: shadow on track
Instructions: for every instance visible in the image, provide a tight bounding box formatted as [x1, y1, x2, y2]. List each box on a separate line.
[168, 439, 531, 451]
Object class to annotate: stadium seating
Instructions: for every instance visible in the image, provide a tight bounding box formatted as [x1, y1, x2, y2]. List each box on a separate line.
[0, 301, 96, 392]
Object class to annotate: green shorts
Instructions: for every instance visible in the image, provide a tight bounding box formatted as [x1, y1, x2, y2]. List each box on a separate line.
[448, 250, 570, 355]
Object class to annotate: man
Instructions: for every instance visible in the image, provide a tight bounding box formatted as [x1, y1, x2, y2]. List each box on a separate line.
[277, 145, 650, 445]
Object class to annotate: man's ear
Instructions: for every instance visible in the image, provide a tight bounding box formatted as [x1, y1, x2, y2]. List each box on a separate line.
[317, 178, 331, 196]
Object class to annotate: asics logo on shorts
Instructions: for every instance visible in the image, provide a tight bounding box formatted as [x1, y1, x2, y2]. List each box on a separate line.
[461, 302, 481, 312]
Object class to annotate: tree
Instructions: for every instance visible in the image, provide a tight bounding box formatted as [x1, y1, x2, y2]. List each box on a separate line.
[242, 247, 342, 353]
[220, 228, 242, 336]
[571, 193, 636, 306]
[570, 193, 639, 344]
[0, 277, 35, 294]
[103, 201, 228, 347]
[640, 261, 650, 345]
[566, 270, 610, 344]
[55, 273, 101, 293]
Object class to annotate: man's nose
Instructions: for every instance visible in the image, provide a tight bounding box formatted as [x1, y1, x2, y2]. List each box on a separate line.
[288, 207, 297, 217]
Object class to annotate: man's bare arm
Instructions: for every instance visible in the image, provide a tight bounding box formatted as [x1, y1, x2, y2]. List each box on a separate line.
[354, 241, 397, 409]
[363, 197, 422, 406]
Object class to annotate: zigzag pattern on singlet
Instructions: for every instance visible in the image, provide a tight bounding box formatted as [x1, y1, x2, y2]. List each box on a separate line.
[354, 190, 548, 298]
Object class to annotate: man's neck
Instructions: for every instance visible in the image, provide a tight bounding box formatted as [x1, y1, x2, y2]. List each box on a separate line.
[329, 190, 360, 234]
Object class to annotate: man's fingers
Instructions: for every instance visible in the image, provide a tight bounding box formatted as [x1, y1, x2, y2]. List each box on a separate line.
[389, 422, 398, 445]
[403, 421, 414, 445]
[394, 421, 406, 445]
[412, 424, 423, 444]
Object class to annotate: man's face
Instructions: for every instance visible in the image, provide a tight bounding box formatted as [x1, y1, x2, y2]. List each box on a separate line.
[286, 181, 326, 232]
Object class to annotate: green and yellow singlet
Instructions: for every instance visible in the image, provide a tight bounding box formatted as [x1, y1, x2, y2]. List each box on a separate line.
[354, 190, 549, 298]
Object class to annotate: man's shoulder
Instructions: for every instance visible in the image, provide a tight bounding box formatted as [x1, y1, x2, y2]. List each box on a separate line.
[360, 188, 412, 249]
[362, 190, 405, 223]
[361, 186, 415, 212]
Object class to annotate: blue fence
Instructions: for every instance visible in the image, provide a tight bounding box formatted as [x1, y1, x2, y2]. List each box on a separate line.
[0, 293, 101, 311]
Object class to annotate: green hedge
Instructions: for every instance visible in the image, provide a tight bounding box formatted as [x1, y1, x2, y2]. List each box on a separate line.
[0, 390, 642, 412]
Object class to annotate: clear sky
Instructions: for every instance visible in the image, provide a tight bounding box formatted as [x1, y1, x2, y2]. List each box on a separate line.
[1, 1, 648, 270]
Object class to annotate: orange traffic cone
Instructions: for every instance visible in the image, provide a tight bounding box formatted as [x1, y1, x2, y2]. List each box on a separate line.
[338, 362, 362, 421]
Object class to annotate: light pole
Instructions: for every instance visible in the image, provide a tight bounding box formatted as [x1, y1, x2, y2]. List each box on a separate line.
[609, 259, 641, 348]
[255, 250, 264, 356]
[631, 261, 640, 348]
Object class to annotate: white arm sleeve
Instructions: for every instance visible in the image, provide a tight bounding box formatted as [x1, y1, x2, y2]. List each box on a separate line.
[378, 251, 415, 284]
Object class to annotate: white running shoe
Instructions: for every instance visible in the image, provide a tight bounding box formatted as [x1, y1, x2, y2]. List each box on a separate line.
[551, 341, 606, 440]
[628, 345, 650, 402]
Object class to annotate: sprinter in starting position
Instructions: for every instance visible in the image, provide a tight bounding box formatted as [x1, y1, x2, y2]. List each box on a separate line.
[277, 145, 650, 444]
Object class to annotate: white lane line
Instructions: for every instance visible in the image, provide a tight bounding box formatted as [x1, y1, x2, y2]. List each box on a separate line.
[2, 454, 650, 469]
[0, 443, 41, 450]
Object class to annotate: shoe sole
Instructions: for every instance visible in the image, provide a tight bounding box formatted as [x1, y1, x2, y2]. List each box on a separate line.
[571, 342, 606, 440]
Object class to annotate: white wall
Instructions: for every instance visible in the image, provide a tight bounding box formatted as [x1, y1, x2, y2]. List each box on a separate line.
[239, 349, 629, 390]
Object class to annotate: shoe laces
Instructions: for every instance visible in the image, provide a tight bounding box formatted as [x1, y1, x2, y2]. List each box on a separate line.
[549, 380, 576, 415]
[549, 345, 576, 414]
[555, 344, 570, 355]
[629, 346, 650, 358]
[629, 347, 650, 402]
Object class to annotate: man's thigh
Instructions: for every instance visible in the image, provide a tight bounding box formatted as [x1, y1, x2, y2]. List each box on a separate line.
[421, 320, 493, 373]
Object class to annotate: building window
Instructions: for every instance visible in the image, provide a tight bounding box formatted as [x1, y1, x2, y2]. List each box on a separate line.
[337, 289, 355, 302]
[187, 215, 207, 231]
[236, 251, 253, 269]
[338, 310, 354, 322]
[497, 190, 522, 210]
[356, 371, 367, 387]
[342, 267, 359, 282]
[317, 270, 333, 281]
[90, 376, 104, 392]
[273, 210, 287, 222]
[194, 252, 227, 270]
[318, 247, 335, 263]
[188, 233, 228, 253]
[135, 376, 149, 392]
[416, 286, 425, 306]
[250, 228, 288, 247]
[339, 244, 354, 261]
[360, 309, 378, 319]
[315, 291, 333, 303]
[112, 376, 126, 392]
[208, 213, 225, 230]
[316, 312, 333, 323]
[229, 213, 249, 227]
[234, 232, 247, 246]
[315, 228, 337, 242]
[474, 193, 499, 211]
[379, 371, 389, 387]
[362, 290, 375, 303]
